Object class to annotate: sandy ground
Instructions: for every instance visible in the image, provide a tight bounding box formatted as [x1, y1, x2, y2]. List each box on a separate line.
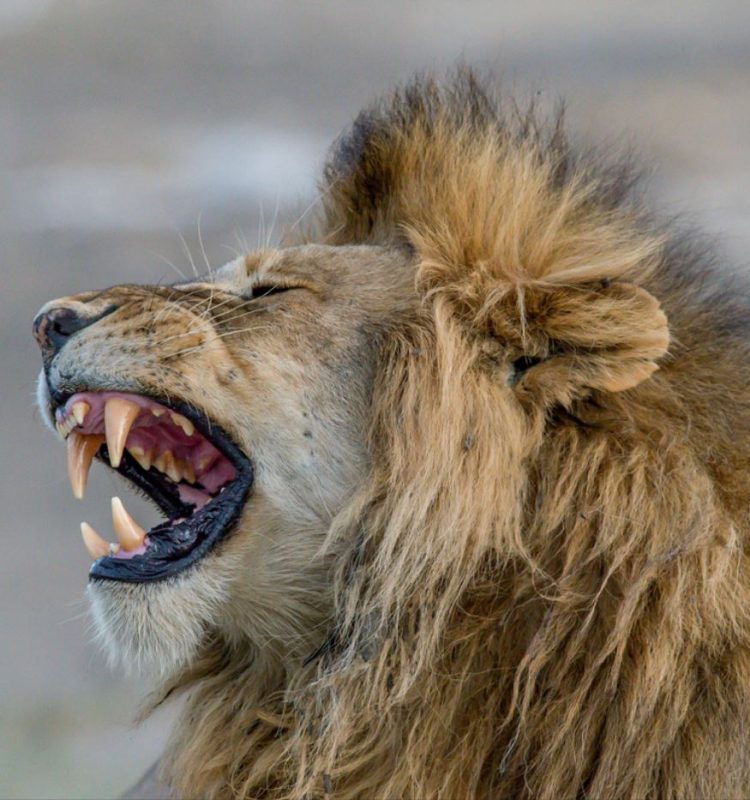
[2, 1, 749, 796]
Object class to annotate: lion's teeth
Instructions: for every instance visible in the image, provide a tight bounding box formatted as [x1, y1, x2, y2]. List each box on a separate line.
[163, 450, 182, 483]
[151, 408, 165, 417]
[67, 432, 105, 499]
[128, 445, 153, 472]
[104, 398, 141, 468]
[80, 521, 115, 560]
[56, 414, 77, 439]
[111, 496, 146, 551]
[170, 412, 195, 437]
[197, 454, 216, 473]
[152, 450, 186, 482]
[153, 452, 167, 474]
[71, 401, 90, 426]
[181, 459, 196, 484]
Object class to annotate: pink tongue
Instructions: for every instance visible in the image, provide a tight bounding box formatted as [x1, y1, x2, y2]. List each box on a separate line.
[178, 484, 212, 510]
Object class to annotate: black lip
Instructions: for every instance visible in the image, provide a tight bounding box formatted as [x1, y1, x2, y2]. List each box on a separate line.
[53, 392, 254, 584]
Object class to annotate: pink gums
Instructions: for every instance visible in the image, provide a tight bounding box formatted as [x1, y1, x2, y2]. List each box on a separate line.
[58, 391, 237, 495]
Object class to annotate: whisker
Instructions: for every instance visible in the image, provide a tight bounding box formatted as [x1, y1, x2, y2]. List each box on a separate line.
[206, 303, 271, 328]
[285, 175, 342, 242]
[189, 292, 245, 326]
[197, 212, 214, 280]
[166, 325, 273, 359]
[285, 193, 321, 239]
[195, 280, 288, 324]
[178, 232, 200, 279]
[202, 275, 217, 320]
[190, 283, 290, 330]
[191, 287, 260, 326]
[151, 285, 217, 325]
[152, 301, 266, 347]
[258, 201, 265, 251]
[220, 243, 243, 259]
[150, 290, 273, 346]
[266, 194, 281, 248]
[235, 228, 251, 255]
[151, 286, 214, 312]
[148, 250, 187, 280]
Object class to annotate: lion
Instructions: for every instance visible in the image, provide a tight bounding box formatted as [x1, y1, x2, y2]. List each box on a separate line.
[33, 70, 750, 799]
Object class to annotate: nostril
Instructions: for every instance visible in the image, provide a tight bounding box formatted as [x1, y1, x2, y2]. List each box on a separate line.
[33, 302, 118, 361]
[49, 308, 86, 339]
[34, 305, 109, 361]
[34, 307, 87, 360]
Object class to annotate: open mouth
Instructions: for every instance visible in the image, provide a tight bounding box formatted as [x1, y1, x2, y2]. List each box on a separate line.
[54, 391, 253, 583]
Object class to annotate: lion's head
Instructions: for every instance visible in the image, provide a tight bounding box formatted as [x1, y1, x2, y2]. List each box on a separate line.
[35, 244, 415, 675]
[34, 72, 750, 800]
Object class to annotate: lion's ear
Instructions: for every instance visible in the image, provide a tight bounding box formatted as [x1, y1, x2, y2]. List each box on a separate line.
[511, 281, 670, 404]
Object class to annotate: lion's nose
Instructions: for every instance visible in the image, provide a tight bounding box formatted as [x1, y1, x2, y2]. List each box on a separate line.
[33, 303, 114, 362]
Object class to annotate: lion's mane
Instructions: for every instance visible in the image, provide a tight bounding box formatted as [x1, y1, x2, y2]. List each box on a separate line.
[156, 71, 750, 799]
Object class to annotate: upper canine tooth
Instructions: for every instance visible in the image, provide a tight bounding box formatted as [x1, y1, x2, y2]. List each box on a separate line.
[111, 496, 146, 551]
[104, 398, 141, 468]
[67, 432, 105, 499]
[71, 401, 90, 426]
[170, 412, 195, 437]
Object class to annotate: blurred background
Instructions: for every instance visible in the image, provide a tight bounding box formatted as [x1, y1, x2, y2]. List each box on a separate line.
[2, 1, 749, 796]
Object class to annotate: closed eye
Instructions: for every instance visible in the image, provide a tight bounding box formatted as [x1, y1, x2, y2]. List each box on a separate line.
[244, 284, 296, 300]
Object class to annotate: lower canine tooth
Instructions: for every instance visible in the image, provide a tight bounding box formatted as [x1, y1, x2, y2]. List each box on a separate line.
[111, 496, 146, 551]
[80, 522, 111, 560]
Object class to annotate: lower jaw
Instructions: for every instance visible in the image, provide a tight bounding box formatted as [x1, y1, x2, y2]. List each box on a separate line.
[90, 455, 253, 583]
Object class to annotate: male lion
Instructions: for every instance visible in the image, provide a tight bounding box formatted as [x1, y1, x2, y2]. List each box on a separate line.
[34, 71, 750, 799]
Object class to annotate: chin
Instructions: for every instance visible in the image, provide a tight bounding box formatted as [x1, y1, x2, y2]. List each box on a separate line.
[87, 556, 232, 676]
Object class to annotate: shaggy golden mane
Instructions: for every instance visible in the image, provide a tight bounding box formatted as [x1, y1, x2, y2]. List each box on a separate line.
[156, 71, 750, 799]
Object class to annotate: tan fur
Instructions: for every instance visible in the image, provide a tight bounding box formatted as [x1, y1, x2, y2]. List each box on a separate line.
[37, 71, 750, 798]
